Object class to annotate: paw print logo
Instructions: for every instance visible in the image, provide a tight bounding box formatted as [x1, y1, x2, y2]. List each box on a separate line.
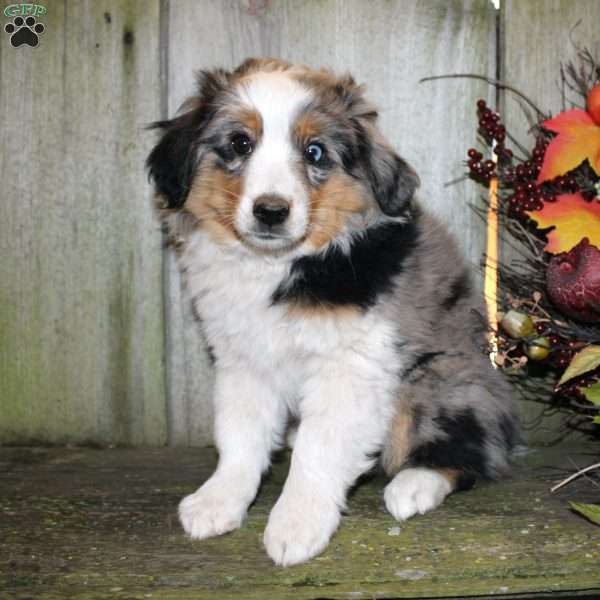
[4, 15, 45, 47]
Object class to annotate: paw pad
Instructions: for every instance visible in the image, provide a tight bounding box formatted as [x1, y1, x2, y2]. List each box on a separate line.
[4, 16, 45, 48]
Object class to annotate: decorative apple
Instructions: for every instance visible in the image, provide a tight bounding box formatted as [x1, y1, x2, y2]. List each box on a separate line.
[546, 238, 600, 322]
[588, 83, 600, 126]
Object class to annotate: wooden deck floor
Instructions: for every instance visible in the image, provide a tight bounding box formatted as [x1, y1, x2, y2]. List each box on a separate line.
[1, 444, 599, 599]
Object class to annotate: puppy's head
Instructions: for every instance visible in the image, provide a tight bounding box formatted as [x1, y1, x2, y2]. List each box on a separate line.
[147, 58, 419, 252]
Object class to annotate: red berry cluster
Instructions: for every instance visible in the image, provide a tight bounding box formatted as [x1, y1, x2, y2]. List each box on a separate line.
[502, 137, 556, 221]
[465, 99, 594, 222]
[476, 99, 508, 147]
[546, 171, 598, 202]
[466, 99, 512, 184]
[467, 148, 496, 183]
[549, 339, 576, 369]
[518, 139, 598, 204]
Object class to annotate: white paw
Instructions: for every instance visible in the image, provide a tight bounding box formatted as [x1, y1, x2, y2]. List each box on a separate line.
[384, 468, 453, 521]
[179, 478, 249, 539]
[263, 492, 340, 566]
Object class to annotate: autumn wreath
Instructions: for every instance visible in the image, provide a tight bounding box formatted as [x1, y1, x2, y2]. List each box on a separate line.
[430, 47, 600, 523]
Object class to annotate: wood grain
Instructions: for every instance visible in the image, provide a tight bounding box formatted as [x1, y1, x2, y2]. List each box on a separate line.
[1, 444, 598, 598]
[0, 1, 166, 445]
[4, 1, 584, 447]
[165, 0, 497, 445]
[501, 0, 600, 150]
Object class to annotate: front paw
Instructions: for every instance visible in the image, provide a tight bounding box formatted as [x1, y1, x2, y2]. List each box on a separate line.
[179, 478, 248, 539]
[384, 467, 452, 521]
[263, 492, 340, 566]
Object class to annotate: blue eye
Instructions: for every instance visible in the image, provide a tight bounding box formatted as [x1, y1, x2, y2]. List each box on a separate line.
[304, 143, 325, 164]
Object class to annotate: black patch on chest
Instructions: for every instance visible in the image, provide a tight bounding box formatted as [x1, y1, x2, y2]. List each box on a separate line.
[272, 221, 418, 309]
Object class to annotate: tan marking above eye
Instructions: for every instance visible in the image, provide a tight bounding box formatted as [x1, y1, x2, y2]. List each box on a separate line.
[294, 111, 323, 143]
[236, 107, 263, 139]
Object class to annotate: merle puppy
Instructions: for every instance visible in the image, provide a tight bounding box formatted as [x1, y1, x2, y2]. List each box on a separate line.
[147, 58, 518, 566]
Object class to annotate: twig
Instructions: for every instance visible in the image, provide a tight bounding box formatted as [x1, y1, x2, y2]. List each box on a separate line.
[443, 174, 469, 188]
[566, 457, 600, 491]
[420, 73, 550, 120]
[569, 399, 600, 412]
[550, 462, 600, 493]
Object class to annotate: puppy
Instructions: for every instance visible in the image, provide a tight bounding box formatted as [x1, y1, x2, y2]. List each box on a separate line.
[147, 58, 518, 566]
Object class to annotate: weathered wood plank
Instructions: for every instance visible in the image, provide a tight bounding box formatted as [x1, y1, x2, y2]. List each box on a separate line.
[501, 0, 600, 150]
[1, 445, 598, 599]
[165, 0, 497, 445]
[500, 0, 600, 443]
[0, 1, 166, 445]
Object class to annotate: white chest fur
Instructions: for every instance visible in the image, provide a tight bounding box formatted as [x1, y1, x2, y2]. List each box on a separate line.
[180, 231, 401, 409]
[178, 233, 405, 568]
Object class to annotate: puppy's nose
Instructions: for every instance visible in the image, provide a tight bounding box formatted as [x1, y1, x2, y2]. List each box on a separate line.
[252, 194, 290, 227]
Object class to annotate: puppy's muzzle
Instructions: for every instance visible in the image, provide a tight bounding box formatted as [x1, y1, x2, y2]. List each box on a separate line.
[252, 194, 290, 227]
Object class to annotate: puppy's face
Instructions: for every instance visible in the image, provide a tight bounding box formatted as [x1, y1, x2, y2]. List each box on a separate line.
[148, 59, 419, 253]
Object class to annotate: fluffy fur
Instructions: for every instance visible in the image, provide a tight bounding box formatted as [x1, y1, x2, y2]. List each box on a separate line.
[147, 58, 518, 566]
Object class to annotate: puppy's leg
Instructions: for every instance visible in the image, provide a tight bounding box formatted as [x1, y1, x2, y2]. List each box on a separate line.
[383, 375, 517, 522]
[179, 368, 285, 539]
[264, 364, 392, 566]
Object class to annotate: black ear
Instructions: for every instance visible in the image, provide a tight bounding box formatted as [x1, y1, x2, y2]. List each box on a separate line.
[146, 113, 201, 208]
[146, 69, 230, 209]
[366, 140, 420, 216]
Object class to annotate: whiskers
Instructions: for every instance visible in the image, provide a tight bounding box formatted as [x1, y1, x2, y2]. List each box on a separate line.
[212, 186, 242, 202]
[306, 193, 366, 245]
[197, 182, 243, 202]
[186, 182, 243, 227]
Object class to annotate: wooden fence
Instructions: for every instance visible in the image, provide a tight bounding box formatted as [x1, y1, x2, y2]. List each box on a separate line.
[1, 0, 599, 446]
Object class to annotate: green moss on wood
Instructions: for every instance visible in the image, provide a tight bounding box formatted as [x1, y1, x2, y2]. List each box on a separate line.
[1, 445, 599, 599]
[0, 0, 166, 447]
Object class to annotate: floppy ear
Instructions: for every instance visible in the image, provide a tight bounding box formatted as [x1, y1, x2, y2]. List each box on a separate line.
[146, 69, 230, 209]
[347, 91, 420, 217]
[146, 112, 202, 209]
[365, 137, 420, 216]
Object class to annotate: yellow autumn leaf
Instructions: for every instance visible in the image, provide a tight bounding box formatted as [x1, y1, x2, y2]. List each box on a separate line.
[525, 193, 600, 254]
[558, 345, 600, 386]
[537, 109, 600, 183]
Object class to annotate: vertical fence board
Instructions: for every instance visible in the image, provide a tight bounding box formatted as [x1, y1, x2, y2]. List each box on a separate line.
[165, 0, 497, 445]
[0, 0, 166, 445]
[8, 1, 585, 447]
[501, 0, 600, 151]
[500, 0, 600, 443]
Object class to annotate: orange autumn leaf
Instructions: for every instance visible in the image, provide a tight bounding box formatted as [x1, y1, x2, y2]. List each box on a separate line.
[537, 109, 600, 183]
[525, 193, 600, 254]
